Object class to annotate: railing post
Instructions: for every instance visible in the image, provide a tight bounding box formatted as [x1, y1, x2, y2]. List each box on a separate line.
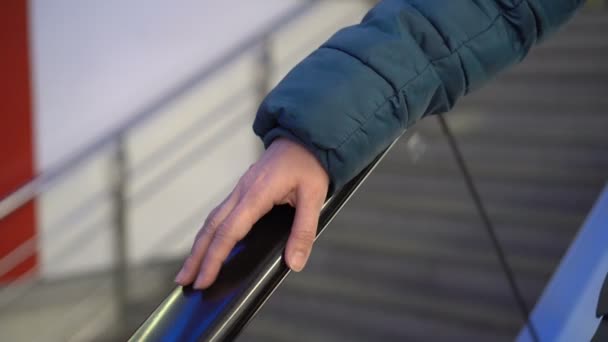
[256, 36, 273, 106]
[255, 36, 273, 155]
[111, 136, 129, 332]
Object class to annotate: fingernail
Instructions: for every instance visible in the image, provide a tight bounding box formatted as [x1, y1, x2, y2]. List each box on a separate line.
[291, 251, 307, 272]
[174, 268, 186, 283]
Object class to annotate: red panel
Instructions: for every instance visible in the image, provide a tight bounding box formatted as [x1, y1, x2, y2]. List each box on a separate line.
[0, 0, 38, 282]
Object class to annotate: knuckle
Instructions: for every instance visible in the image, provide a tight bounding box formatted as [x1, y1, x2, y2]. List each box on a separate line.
[238, 168, 258, 189]
[214, 224, 240, 243]
[291, 230, 315, 246]
[244, 167, 272, 195]
[204, 215, 220, 231]
[195, 223, 214, 241]
[243, 186, 273, 212]
[234, 201, 255, 221]
[249, 173, 268, 192]
[208, 205, 220, 218]
[306, 183, 327, 201]
[240, 183, 263, 206]
[203, 204, 223, 228]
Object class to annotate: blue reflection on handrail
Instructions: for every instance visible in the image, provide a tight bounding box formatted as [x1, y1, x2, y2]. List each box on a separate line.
[160, 290, 238, 342]
[130, 137, 401, 342]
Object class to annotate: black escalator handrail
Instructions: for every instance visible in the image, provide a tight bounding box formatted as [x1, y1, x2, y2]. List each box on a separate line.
[129, 137, 401, 342]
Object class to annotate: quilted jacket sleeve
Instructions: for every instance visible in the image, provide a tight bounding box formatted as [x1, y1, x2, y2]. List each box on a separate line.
[253, 0, 585, 193]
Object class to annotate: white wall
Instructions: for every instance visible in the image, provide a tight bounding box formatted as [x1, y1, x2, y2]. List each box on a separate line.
[29, 0, 370, 278]
[30, 0, 299, 170]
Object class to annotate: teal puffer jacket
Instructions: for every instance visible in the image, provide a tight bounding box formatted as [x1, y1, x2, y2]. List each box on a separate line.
[253, 0, 584, 193]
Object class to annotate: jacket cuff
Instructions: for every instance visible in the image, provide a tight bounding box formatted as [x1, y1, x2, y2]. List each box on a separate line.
[258, 127, 336, 196]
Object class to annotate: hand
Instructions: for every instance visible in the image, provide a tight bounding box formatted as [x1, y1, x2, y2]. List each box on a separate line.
[174, 138, 330, 289]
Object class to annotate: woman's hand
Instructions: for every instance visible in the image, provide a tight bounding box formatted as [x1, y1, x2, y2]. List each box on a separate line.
[174, 138, 329, 289]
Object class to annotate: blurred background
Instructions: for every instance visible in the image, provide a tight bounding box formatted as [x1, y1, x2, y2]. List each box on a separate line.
[0, 0, 607, 341]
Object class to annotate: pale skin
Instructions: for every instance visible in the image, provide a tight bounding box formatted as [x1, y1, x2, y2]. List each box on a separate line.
[174, 138, 329, 289]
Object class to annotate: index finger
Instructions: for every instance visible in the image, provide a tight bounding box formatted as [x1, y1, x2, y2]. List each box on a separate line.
[175, 191, 238, 285]
[193, 189, 274, 289]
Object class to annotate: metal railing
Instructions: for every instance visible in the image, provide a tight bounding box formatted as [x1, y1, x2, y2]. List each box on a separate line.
[0, 1, 316, 222]
[0, 1, 374, 340]
[0, 0, 318, 336]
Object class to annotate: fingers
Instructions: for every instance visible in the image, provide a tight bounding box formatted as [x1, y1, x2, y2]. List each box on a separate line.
[175, 192, 238, 285]
[285, 187, 323, 272]
[192, 185, 275, 289]
[193, 222, 241, 288]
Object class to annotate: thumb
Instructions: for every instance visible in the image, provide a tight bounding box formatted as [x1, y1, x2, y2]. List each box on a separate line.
[285, 187, 323, 272]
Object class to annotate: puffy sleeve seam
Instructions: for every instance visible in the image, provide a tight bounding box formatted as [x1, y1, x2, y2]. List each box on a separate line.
[323, 0, 529, 153]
